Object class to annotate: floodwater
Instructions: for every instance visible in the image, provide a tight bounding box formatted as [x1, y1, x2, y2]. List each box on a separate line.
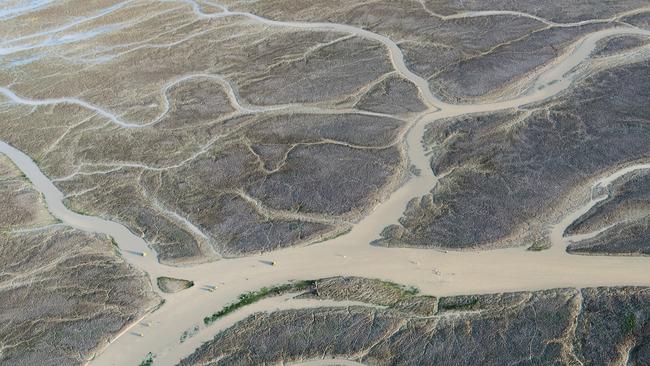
[0, 2, 649, 365]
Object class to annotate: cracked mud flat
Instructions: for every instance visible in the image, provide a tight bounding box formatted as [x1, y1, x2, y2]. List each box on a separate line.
[1, 0, 650, 365]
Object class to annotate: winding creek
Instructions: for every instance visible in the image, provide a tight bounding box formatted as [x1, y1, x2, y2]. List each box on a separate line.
[1, 3, 650, 366]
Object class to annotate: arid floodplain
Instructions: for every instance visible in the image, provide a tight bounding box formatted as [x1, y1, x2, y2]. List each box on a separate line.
[1, 1, 650, 365]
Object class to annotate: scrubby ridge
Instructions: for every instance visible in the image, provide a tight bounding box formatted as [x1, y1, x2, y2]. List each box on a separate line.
[181, 278, 650, 366]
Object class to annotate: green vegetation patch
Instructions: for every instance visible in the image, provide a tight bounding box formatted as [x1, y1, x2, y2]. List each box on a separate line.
[203, 280, 315, 325]
[621, 312, 637, 336]
[180, 325, 200, 343]
[109, 237, 123, 257]
[527, 238, 551, 252]
[439, 297, 480, 311]
[377, 279, 420, 298]
[139, 352, 154, 366]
